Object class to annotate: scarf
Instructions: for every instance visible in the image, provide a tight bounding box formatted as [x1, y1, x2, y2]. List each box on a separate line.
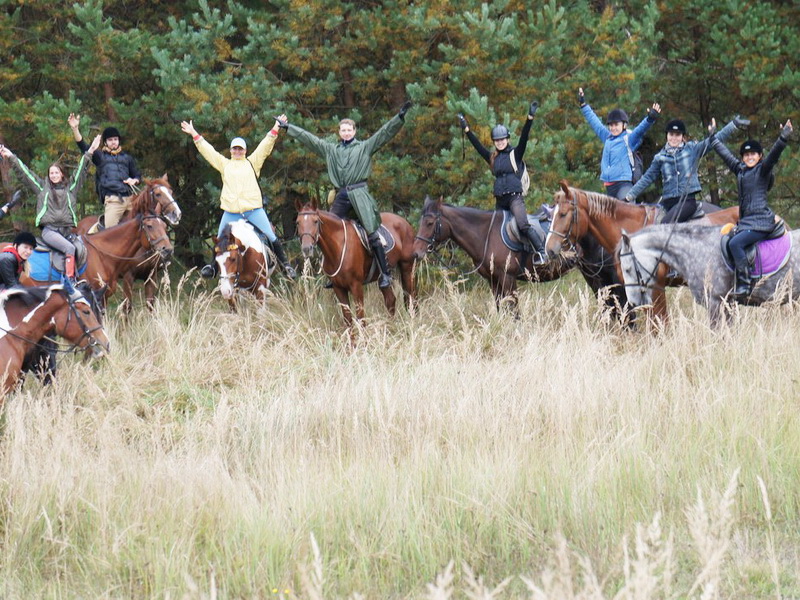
[1, 246, 24, 274]
[102, 145, 123, 155]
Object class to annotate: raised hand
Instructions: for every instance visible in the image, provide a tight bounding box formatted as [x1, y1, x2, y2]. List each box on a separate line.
[578, 87, 585, 106]
[457, 113, 468, 131]
[781, 119, 793, 139]
[707, 118, 717, 135]
[180, 120, 197, 137]
[68, 113, 80, 129]
[647, 103, 661, 121]
[529, 101, 539, 117]
[733, 115, 750, 130]
[274, 115, 288, 129]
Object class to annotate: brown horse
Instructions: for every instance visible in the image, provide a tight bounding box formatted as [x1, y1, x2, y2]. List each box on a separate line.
[213, 219, 275, 311]
[412, 196, 624, 315]
[0, 284, 109, 399]
[75, 176, 180, 312]
[545, 180, 739, 322]
[295, 199, 417, 328]
[24, 213, 173, 306]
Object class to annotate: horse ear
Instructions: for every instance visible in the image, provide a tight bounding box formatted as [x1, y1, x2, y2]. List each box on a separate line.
[559, 179, 570, 195]
[294, 198, 303, 212]
[161, 173, 169, 183]
[311, 196, 318, 210]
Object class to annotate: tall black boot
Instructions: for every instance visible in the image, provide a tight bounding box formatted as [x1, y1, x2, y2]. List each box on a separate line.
[523, 227, 547, 264]
[271, 238, 297, 280]
[733, 264, 751, 299]
[368, 233, 393, 289]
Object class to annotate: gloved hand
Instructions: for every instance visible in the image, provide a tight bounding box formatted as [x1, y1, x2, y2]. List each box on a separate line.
[457, 114, 468, 130]
[647, 103, 661, 122]
[275, 116, 288, 129]
[578, 88, 585, 106]
[781, 119, 793, 140]
[399, 101, 412, 119]
[733, 116, 750, 130]
[529, 101, 539, 117]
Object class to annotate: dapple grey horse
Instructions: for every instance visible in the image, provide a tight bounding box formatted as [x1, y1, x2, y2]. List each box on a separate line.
[619, 223, 800, 326]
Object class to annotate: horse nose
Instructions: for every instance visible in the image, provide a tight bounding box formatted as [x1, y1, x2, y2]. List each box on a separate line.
[412, 249, 425, 260]
[301, 245, 313, 259]
[160, 247, 174, 261]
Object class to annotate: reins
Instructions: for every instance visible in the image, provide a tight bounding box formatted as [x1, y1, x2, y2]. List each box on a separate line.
[298, 210, 348, 278]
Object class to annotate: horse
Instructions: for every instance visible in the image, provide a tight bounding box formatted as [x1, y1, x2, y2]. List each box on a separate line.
[75, 175, 181, 312]
[295, 198, 417, 328]
[545, 181, 739, 322]
[412, 196, 624, 316]
[0, 284, 110, 400]
[619, 223, 800, 327]
[24, 213, 173, 306]
[212, 219, 276, 311]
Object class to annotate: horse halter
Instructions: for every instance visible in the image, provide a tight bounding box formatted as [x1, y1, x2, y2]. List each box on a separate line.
[139, 214, 171, 250]
[60, 291, 107, 354]
[618, 242, 661, 296]
[297, 210, 322, 247]
[150, 184, 181, 225]
[217, 242, 244, 289]
[414, 209, 443, 253]
[549, 190, 580, 253]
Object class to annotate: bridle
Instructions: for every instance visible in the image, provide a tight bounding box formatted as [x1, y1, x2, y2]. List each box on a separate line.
[548, 189, 580, 254]
[150, 184, 181, 225]
[618, 241, 663, 297]
[217, 239, 270, 293]
[297, 210, 348, 278]
[414, 208, 444, 253]
[83, 214, 171, 262]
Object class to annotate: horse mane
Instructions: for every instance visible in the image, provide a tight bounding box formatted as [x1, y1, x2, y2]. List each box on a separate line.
[129, 178, 170, 216]
[0, 285, 54, 310]
[421, 197, 493, 217]
[557, 187, 619, 219]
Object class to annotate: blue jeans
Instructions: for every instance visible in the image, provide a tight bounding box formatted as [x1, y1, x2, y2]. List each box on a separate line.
[729, 229, 768, 269]
[217, 208, 277, 242]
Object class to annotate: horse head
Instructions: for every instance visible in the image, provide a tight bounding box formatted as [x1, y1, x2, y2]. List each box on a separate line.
[545, 180, 581, 258]
[129, 175, 181, 226]
[295, 200, 321, 259]
[50, 284, 110, 357]
[137, 214, 174, 263]
[413, 195, 445, 259]
[618, 230, 654, 308]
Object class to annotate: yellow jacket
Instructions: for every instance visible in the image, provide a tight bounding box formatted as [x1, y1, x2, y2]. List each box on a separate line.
[195, 131, 278, 213]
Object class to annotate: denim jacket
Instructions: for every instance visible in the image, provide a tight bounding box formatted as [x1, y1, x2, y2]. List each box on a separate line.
[581, 104, 655, 183]
[627, 120, 737, 201]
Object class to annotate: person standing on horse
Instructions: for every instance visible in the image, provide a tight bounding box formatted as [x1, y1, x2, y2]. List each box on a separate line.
[68, 114, 141, 229]
[0, 138, 99, 282]
[0, 232, 37, 290]
[624, 117, 751, 222]
[180, 117, 296, 280]
[458, 101, 545, 264]
[711, 119, 793, 299]
[578, 87, 661, 200]
[278, 101, 412, 289]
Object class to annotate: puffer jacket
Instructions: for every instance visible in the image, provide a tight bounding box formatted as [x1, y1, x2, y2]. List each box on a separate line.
[466, 117, 532, 197]
[77, 139, 141, 198]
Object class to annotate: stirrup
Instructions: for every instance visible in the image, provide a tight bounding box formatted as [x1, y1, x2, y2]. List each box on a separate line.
[378, 273, 393, 289]
[200, 264, 216, 279]
[283, 264, 297, 280]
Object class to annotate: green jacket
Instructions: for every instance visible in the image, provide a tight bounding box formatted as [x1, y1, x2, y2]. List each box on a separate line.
[288, 115, 404, 233]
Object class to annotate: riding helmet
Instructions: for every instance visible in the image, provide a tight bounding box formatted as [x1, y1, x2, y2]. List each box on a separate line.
[13, 231, 37, 248]
[606, 108, 629, 124]
[102, 126, 121, 142]
[739, 139, 763, 155]
[665, 119, 686, 135]
[491, 124, 510, 140]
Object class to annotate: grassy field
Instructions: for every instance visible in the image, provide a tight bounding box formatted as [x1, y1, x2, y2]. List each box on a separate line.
[1, 265, 799, 598]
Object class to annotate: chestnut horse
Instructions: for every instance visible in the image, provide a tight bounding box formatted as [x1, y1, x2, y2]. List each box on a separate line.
[24, 213, 173, 305]
[0, 284, 109, 399]
[412, 196, 624, 316]
[545, 181, 739, 323]
[213, 219, 275, 311]
[75, 176, 181, 312]
[295, 199, 417, 327]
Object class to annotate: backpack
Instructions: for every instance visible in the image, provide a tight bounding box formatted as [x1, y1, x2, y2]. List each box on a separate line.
[509, 152, 531, 196]
[623, 132, 644, 184]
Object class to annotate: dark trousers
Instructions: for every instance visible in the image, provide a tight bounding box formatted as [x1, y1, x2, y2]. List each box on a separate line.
[729, 229, 769, 269]
[662, 194, 698, 224]
[331, 188, 355, 220]
[605, 182, 632, 200]
[495, 193, 529, 233]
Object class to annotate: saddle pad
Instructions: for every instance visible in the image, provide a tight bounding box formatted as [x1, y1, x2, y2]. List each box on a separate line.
[501, 210, 550, 252]
[752, 232, 792, 277]
[28, 249, 88, 281]
[353, 222, 396, 254]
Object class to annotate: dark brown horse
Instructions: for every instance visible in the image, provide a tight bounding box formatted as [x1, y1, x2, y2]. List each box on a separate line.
[75, 175, 180, 312]
[412, 196, 623, 315]
[295, 199, 417, 328]
[545, 181, 739, 322]
[0, 284, 109, 400]
[213, 219, 275, 311]
[24, 213, 173, 305]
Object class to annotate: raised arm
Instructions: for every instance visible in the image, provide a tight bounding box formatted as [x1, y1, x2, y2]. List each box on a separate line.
[762, 120, 792, 173]
[248, 115, 284, 173]
[285, 119, 332, 159]
[459, 114, 492, 163]
[710, 135, 742, 175]
[70, 136, 100, 194]
[625, 157, 662, 201]
[361, 111, 405, 156]
[1, 147, 45, 193]
[182, 120, 227, 173]
[627, 103, 661, 149]
[513, 102, 537, 162]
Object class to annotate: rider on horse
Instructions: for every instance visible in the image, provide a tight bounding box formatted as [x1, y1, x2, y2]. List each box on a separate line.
[0, 232, 36, 291]
[458, 101, 545, 263]
[69, 114, 141, 228]
[279, 101, 412, 289]
[625, 117, 750, 222]
[0, 138, 99, 282]
[578, 87, 661, 200]
[711, 118, 793, 299]
[180, 117, 296, 280]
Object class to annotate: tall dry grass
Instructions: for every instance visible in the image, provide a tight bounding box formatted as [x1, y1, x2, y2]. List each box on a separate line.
[0, 269, 799, 598]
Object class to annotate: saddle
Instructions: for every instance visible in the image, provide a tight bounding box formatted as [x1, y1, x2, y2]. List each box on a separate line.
[29, 233, 89, 281]
[501, 206, 552, 252]
[719, 219, 790, 278]
[86, 215, 106, 235]
[652, 202, 705, 224]
[352, 222, 397, 254]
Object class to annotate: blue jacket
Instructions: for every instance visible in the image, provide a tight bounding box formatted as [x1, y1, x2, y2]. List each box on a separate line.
[581, 104, 655, 183]
[627, 120, 738, 201]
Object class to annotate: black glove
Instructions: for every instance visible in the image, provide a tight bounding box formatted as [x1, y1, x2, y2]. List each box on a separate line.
[399, 101, 412, 119]
[733, 116, 750, 130]
[578, 90, 585, 106]
[781, 123, 793, 140]
[275, 116, 288, 129]
[457, 114, 468, 130]
[647, 107, 660, 121]
[529, 101, 539, 117]
[0, 189, 23, 218]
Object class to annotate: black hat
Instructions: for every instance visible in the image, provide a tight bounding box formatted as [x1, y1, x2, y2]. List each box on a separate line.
[665, 119, 686, 135]
[13, 231, 37, 248]
[606, 108, 629, 124]
[491, 124, 510, 140]
[739, 139, 763, 155]
[102, 126, 121, 142]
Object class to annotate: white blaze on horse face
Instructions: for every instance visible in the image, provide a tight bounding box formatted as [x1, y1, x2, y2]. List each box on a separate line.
[158, 185, 181, 225]
[217, 251, 235, 300]
[620, 239, 654, 307]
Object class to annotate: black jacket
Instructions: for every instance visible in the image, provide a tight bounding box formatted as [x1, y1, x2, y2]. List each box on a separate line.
[0, 250, 23, 290]
[712, 134, 788, 232]
[466, 117, 533, 197]
[77, 139, 141, 199]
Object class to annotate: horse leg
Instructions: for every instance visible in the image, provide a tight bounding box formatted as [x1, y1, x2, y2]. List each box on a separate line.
[143, 267, 160, 312]
[121, 271, 135, 315]
[332, 285, 354, 328]
[398, 260, 417, 314]
[380, 284, 397, 317]
[492, 275, 519, 317]
[650, 264, 670, 327]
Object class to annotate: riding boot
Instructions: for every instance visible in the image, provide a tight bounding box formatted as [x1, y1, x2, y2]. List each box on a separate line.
[200, 252, 218, 279]
[368, 234, 393, 289]
[733, 264, 751, 299]
[64, 254, 76, 282]
[523, 227, 547, 265]
[271, 238, 297, 280]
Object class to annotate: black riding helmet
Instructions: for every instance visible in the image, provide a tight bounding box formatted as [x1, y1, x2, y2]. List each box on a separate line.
[740, 139, 763, 155]
[102, 126, 121, 143]
[491, 124, 510, 140]
[606, 108, 629, 124]
[665, 119, 686, 135]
